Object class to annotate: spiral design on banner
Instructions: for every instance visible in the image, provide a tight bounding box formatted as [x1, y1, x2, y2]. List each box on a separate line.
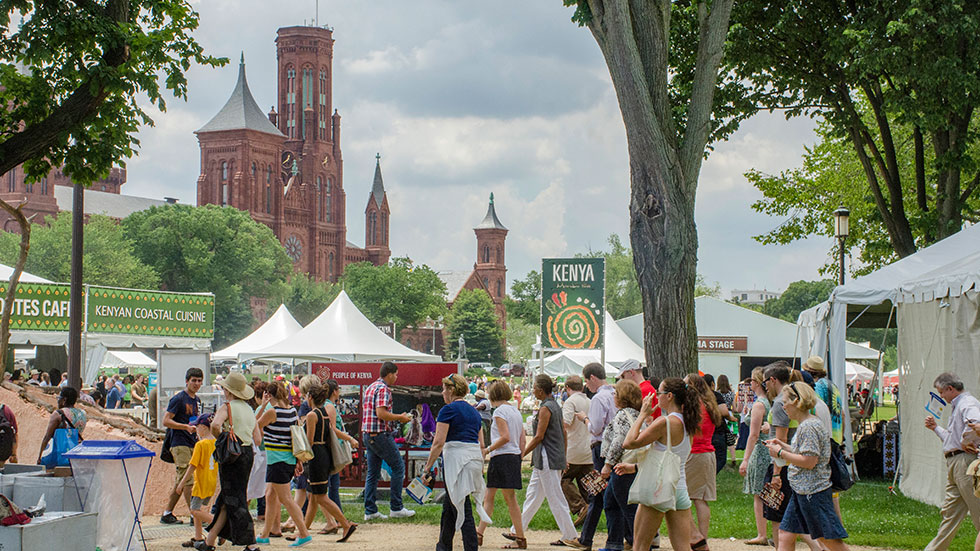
[547, 304, 600, 349]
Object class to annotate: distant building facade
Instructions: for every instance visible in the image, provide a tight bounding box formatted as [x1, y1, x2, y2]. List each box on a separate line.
[730, 288, 782, 306]
[0, 166, 128, 232]
[196, 25, 389, 283]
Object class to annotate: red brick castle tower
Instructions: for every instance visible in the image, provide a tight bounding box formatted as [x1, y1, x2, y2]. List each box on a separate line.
[197, 25, 389, 282]
[474, 193, 508, 329]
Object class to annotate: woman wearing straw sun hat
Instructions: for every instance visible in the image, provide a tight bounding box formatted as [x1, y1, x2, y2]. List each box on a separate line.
[196, 372, 262, 551]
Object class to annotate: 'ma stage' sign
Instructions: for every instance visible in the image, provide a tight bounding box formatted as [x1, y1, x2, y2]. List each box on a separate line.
[540, 258, 605, 350]
[697, 337, 748, 353]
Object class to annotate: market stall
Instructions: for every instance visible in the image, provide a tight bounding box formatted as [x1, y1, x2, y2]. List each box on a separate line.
[211, 303, 302, 362]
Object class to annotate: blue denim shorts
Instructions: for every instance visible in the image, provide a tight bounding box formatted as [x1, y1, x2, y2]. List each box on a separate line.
[651, 485, 691, 513]
[780, 487, 848, 541]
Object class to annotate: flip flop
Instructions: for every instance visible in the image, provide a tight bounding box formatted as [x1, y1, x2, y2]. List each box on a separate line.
[745, 538, 769, 546]
[338, 524, 357, 543]
[550, 540, 566, 547]
[692, 538, 710, 551]
[319, 527, 339, 535]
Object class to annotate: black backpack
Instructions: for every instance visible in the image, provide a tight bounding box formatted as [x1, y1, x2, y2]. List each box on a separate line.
[0, 405, 14, 462]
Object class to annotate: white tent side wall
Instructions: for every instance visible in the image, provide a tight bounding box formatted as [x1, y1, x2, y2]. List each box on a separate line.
[897, 290, 980, 506]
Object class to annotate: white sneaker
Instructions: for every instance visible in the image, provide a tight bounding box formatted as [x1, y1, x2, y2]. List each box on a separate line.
[652, 532, 661, 548]
[364, 512, 388, 521]
[389, 508, 416, 518]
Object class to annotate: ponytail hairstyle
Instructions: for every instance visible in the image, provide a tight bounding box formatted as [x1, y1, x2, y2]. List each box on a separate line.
[266, 380, 288, 403]
[660, 377, 702, 437]
[325, 378, 341, 401]
[685, 374, 722, 426]
[307, 384, 329, 407]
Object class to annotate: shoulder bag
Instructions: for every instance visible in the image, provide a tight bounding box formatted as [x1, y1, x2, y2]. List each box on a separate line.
[829, 439, 854, 492]
[214, 403, 243, 465]
[160, 428, 175, 463]
[627, 412, 681, 511]
[40, 410, 82, 469]
[326, 409, 353, 475]
[292, 420, 314, 462]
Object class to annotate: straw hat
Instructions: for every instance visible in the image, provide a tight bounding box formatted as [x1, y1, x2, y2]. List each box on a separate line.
[475, 389, 487, 399]
[803, 355, 827, 377]
[216, 372, 255, 400]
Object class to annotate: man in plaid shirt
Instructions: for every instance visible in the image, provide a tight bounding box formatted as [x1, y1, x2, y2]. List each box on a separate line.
[362, 361, 415, 520]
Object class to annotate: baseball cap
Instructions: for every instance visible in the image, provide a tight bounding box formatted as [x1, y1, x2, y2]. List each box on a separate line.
[193, 413, 213, 427]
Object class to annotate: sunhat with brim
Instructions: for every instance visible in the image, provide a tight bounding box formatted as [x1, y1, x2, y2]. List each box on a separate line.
[217, 372, 255, 401]
[803, 355, 827, 377]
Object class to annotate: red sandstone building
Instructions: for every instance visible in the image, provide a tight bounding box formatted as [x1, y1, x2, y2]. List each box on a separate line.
[195, 26, 390, 281]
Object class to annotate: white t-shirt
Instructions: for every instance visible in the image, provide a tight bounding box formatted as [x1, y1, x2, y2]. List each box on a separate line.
[490, 403, 523, 457]
[813, 400, 832, 436]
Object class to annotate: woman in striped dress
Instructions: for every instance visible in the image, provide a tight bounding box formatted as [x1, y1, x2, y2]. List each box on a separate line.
[256, 381, 312, 547]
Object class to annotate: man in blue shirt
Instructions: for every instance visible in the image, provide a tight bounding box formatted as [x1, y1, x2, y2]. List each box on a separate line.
[161, 367, 203, 525]
[105, 383, 123, 409]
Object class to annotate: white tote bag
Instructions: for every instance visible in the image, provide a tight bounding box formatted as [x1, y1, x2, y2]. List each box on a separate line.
[627, 412, 681, 511]
[247, 447, 268, 501]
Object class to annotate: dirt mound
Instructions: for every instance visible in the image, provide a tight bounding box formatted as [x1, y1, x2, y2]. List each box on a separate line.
[1, 382, 186, 516]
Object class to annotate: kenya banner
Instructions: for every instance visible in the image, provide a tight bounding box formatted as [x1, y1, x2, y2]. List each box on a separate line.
[87, 286, 214, 338]
[541, 258, 605, 349]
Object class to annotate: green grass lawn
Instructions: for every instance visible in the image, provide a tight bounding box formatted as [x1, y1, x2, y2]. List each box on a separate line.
[331, 467, 976, 550]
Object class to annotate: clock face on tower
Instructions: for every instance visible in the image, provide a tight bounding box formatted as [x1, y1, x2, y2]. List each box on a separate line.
[285, 235, 303, 262]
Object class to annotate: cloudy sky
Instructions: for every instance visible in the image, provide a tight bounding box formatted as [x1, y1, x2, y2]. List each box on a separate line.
[125, 0, 832, 296]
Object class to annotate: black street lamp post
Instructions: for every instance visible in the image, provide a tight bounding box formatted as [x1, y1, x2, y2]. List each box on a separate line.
[834, 206, 850, 286]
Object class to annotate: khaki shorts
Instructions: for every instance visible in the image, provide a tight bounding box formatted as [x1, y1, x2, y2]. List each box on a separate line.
[172, 445, 194, 488]
[685, 452, 717, 501]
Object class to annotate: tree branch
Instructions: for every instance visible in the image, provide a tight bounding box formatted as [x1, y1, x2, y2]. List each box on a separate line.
[0, 199, 31, 370]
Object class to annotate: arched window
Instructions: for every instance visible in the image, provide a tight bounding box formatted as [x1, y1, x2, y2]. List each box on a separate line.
[326, 177, 332, 193]
[24, 180, 32, 193]
[266, 166, 272, 213]
[40, 177, 47, 195]
[497, 247, 502, 263]
[325, 194, 331, 223]
[381, 213, 388, 244]
[328, 252, 335, 277]
[496, 280, 502, 297]
[317, 176, 324, 221]
[251, 162, 257, 181]
[483, 277, 489, 288]
[221, 161, 228, 181]
[319, 69, 327, 139]
[483, 245, 490, 263]
[7, 170, 14, 192]
[286, 66, 296, 137]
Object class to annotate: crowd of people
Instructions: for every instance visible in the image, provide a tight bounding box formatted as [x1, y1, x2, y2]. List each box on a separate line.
[14, 358, 980, 551]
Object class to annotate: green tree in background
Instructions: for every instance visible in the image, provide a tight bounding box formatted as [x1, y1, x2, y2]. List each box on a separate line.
[0, 213, 159, 289]
[504, 313, 536, 365]
[341, 257, 447, 332]
[504, 270, 540, 326]
[275, 273, 340, 326]
[761, 280, 836, 322]
[123, 205, 292, 349]
[730, 0, 980, 263]
[447, 289, 505, 365]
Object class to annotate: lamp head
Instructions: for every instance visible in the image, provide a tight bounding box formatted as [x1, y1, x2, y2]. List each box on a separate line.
[834, 206, 850, 238]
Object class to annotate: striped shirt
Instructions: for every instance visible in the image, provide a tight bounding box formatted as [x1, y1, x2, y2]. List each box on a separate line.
[263, 406, 298, 452]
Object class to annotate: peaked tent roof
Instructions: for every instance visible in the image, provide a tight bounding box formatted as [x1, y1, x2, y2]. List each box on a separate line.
[197, 55, 284, 137]
[474, 193, 507, 231]
[371, 154, 386, 207]
[213, 304, 303, 360]
[101, 350, 156, 369]
[539, 311, 645, 377]
[0, 263, 51, 283]
[243, 291, 441, 362]
[617, 296, 880, 360]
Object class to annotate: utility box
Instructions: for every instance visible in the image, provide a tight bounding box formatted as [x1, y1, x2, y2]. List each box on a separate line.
[0, 511, 97, 551]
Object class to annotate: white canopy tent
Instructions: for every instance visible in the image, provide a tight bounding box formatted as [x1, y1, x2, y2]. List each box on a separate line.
[537, 312, 645, 378]
[212, 304, 303, 361]
[244, 290, 441, 363]
[797, 222, 980, 506]
[100, 350, 156, 370]
[0, 264, 52, 283]
[617, 296, 880, 384]
[845, 361, 874, 383]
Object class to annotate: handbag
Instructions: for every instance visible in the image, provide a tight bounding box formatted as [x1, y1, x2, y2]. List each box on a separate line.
[292, 423, 314, 462]
[829, 440, 854, 492]
[627, 412, 681, 510]
[40, 410, 82, 469]
[760, 481, 785, 510]
[213, 403, 243, 465]
[327, 413, 353, 475]
[160, 429, 175, 463]
[581, 469, 608, 497]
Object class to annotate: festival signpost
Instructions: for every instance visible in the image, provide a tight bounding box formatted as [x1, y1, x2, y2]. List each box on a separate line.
[540, 258, 606, 371]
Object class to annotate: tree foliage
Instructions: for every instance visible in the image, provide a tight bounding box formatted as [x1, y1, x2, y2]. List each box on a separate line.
[504, 269, 540, 326]
[446, 289, 505, 365]
[0, 213, 159, 289]
[760, 279, 836, 322]
[504, 313, 536, 365]
[275, 272, 340, 326]
[341, 258, 447, 332]
[562, 0, 737, 378]
[729, 0, 980, 261]
[122, 205, 292, 348]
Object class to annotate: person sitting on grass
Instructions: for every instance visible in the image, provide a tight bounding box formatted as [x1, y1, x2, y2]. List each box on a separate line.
[175, 414, 219, 549]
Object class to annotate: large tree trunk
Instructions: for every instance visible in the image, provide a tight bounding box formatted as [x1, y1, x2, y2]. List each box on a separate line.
[0, 199, 31, 372]
[582, 0, 732, 379]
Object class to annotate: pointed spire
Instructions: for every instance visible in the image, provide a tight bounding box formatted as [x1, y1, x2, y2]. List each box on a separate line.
[371, 153, 386, 207]
[196, 54, 284, 137]
[475, 192, 507, 231]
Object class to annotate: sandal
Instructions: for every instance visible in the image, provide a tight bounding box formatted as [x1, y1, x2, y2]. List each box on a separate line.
[477, 531, 484, 546]
[502, 537, 527, 549]
[550, 540, 566, 546]
[182, 538, 203, 548]
[745, 538, 769, 546]
[319, 526, 339, 535]
[269, 533, 283, 538]
[338, 523, 357, 543]
[692, 538, 710, 551]
[281, 524, 296, 533]
[502, 533, 518, 542]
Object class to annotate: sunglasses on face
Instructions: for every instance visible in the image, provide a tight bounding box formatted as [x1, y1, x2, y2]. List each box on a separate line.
[789, 382, 801, 401]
